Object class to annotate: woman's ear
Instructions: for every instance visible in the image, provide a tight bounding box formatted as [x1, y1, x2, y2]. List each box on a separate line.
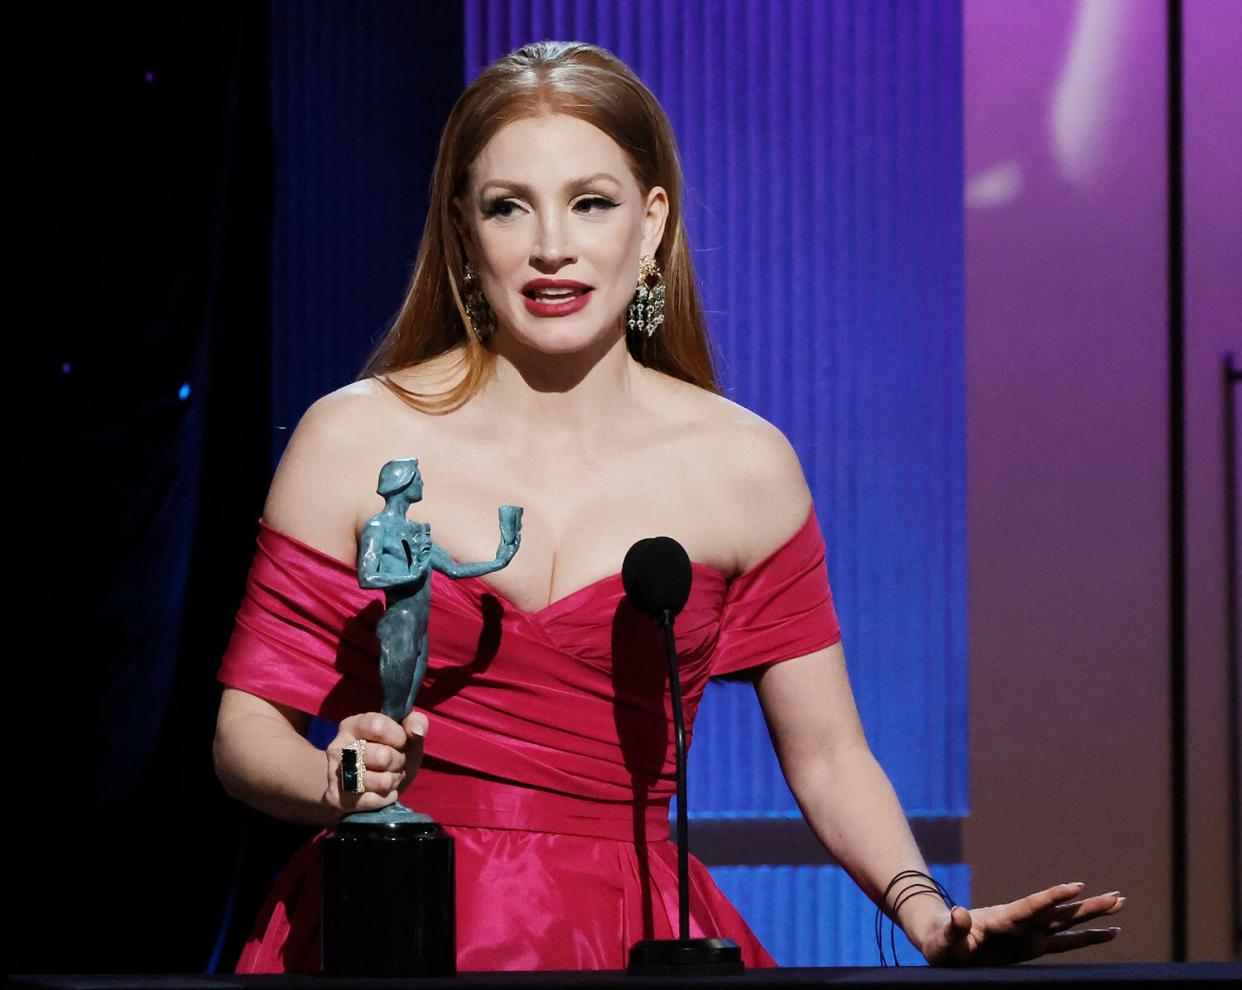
[641, 185, 669, 259]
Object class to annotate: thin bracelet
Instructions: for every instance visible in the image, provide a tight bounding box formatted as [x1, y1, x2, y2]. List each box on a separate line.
[874, 869, 957, 966]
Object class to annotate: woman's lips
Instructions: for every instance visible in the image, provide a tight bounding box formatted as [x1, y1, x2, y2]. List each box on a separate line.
[522, 288, 593, 317]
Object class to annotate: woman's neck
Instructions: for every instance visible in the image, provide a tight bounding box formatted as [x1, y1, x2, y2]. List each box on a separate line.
[480, 330, 646, 446]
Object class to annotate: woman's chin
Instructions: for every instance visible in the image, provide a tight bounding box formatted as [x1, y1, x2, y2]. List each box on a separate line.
[496, 322, 624, 359]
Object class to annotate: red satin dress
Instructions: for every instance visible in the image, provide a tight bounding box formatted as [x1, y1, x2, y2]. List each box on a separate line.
[216, 506, 841, 972]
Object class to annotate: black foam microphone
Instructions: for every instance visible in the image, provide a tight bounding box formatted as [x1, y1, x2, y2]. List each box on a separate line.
[621, 537, 743, 976]
[621, 536, 693, 622]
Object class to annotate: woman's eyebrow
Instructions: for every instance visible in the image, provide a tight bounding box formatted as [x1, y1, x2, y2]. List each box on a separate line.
[479, 172, 623, 196]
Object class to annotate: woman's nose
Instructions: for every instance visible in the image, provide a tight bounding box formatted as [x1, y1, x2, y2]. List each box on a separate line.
[531, 214, 575, 270]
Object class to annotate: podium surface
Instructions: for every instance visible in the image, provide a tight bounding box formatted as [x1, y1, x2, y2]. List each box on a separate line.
[10, 962, 1240, 989]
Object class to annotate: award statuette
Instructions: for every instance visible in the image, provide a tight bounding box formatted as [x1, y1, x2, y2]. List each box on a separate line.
[321, 458, 522, 977]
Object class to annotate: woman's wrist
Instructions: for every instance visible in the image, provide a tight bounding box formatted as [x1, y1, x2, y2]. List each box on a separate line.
[898, 894, 952, 957]
[877, 869, 957, 960]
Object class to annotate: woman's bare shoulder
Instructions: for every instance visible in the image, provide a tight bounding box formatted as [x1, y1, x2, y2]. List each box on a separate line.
[262, 377, 424, 561]
[656, 378, 807, 485]
[650, 377, 814, 569]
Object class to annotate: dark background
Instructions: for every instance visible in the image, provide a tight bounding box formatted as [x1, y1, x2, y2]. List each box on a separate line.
[22, 4, 462, 973]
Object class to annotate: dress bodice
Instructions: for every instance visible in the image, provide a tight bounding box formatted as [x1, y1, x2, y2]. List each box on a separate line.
[218, 506, 840, 828]
[218, 505, 842, 973]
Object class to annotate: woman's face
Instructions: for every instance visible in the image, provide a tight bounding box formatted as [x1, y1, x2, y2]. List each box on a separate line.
[459, 113, 668, 356]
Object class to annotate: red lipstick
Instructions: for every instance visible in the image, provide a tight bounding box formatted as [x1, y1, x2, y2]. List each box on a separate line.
[521, 278, 593, 317]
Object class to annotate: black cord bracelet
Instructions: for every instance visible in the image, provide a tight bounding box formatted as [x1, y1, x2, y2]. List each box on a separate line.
[874, 869, 957, 966]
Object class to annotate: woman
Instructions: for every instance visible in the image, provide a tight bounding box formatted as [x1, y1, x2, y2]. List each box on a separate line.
[213, 41, 1124, 971]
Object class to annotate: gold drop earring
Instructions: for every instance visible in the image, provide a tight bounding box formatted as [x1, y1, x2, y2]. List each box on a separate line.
[626, 254, 665, 337]
[462, 262, 496, 340]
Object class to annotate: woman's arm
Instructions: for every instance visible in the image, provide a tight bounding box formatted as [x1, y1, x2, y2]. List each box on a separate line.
[718, 411, 947, 945]
[731, 414, 1122, 964]
[213, 687, 337, 826]
[753, 644, 950, 956]
[213, 383, 424, 825]
[726, 412, 940, 942]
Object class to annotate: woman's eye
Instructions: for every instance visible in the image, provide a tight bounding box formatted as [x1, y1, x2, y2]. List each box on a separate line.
[483, 196, 617, 219]
[483, 198, 521, 219]
[575, 196, 619, 213]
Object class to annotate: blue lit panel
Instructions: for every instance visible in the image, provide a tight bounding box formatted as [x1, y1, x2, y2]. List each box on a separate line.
[465, 0, 965, 965]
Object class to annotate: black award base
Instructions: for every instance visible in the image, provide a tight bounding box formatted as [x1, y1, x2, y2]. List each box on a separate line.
[627, 937, 745, 976]
[321, 818, 455, 977]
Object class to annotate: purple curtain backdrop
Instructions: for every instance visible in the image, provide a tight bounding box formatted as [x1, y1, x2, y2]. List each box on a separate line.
[464, 0, 967, 966]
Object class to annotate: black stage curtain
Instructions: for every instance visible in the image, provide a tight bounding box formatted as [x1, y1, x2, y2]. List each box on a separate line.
[20, 2, 461, 974]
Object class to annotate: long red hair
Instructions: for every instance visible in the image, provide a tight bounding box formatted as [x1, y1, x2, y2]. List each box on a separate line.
[359, 40, 720, 411]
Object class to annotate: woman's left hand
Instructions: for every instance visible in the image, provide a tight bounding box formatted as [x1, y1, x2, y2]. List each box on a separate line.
[920, 882, 1125, 966]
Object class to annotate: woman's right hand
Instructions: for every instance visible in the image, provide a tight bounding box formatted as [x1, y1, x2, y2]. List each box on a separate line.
[322, 710, 428, 817]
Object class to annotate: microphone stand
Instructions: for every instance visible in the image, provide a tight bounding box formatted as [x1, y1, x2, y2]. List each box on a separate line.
[666, 611, 691, 938]
[626, 609, 744, 975]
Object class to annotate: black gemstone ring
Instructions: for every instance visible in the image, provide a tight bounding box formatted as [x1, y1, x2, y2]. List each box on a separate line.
[340, 747, 358, 793]
[340, 739, 366, 794]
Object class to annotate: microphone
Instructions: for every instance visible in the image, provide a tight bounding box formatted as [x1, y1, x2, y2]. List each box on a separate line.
[621, 537, 743, 976]
[621, 536, 693, 621]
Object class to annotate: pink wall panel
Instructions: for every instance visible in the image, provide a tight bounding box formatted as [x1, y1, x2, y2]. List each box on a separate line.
[964, 0, 1170, 962]
[1184, 0, 1242, 961]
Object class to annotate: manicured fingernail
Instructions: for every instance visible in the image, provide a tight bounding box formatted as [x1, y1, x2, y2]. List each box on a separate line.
[1115, 897, 1126, 906]
[1106, 890, 1120, 897]
[1069, 881, 1085, 888]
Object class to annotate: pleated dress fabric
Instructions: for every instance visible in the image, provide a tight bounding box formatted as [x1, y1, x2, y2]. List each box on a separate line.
[217, 505, 841, 972]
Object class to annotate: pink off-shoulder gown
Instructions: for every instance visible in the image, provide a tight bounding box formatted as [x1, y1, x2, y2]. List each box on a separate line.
[216, 505, 841, 972]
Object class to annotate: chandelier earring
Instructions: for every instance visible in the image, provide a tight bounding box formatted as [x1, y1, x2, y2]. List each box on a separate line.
[626, 254, 665, 338]
[462, 262, 496, 340]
